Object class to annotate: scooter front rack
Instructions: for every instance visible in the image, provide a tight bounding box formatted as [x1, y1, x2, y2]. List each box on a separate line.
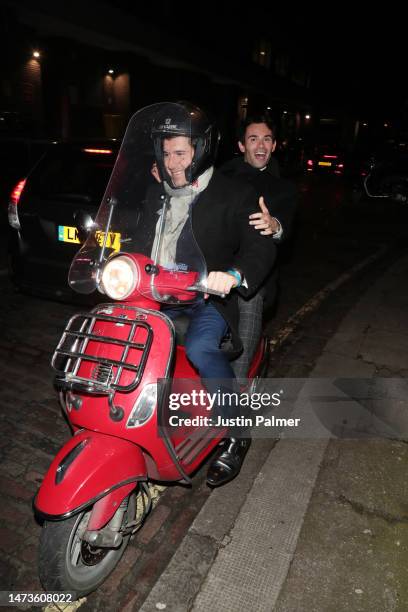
[51, 305, 153, 394]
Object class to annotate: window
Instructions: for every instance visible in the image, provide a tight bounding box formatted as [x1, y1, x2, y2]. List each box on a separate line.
[253, 39, 271, 69]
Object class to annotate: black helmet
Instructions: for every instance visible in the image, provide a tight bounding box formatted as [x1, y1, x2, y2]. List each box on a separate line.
[151, 101, 220, 188]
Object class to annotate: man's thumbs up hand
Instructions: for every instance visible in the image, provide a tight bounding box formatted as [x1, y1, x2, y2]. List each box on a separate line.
[249, 196, 278, 235]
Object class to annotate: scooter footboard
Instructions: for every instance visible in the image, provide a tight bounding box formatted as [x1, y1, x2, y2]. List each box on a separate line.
[34, 431, 146, 519]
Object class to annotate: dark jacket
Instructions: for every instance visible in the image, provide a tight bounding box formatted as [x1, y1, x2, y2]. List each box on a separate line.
[220, 156, 297, 242]
[144, 170, 277, 355]
[220, 156, 297, 307]
[221, 154, 280, 179]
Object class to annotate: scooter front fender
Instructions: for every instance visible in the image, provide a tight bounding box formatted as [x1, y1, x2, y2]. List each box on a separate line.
[34, 430, 146, 520]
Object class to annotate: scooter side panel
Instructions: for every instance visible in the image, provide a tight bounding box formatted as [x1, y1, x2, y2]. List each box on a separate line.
[34, 430, 146, 518]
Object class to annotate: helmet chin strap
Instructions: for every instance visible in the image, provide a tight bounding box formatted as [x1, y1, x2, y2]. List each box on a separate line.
[163, 167, 214, 198]
[161, 164, 194, 190]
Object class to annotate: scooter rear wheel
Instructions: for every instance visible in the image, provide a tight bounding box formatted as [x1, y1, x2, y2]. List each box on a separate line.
[39, 491, 137, 599]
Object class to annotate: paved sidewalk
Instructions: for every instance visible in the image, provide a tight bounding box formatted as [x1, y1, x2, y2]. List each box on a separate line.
[139, 252, 408, 612]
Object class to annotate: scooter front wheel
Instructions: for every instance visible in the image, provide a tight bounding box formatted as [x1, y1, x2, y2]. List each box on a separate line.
[39, 491, 137, 599]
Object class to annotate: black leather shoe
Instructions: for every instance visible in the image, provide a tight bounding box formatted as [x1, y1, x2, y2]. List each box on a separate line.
[206, 438, 251, 487]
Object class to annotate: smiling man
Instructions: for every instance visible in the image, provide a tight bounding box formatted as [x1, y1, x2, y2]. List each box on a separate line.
[238, 120, 278, 171]
[163, 136, 194, 187]
[220, 114, 297, 378]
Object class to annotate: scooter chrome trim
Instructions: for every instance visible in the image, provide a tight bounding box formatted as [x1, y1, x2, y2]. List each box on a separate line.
[52, 304, 153, 394]
[33, 477, 142, 521]
[151, 312, 193, 484]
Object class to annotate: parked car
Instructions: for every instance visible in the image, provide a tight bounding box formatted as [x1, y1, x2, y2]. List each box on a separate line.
[0, 137, 57, 207]
[305, 145, 347, 176]
[7, 140, 120, 300]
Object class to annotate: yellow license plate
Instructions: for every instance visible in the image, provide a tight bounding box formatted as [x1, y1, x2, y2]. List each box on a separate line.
[318, 161, 332, 167]
[95, 230, 121, 252]
[58, 226, 121, 252]
[58, 225, 80, 243]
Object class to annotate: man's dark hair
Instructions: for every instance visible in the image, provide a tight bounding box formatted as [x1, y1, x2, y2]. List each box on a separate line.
[237, 114, 277, 144]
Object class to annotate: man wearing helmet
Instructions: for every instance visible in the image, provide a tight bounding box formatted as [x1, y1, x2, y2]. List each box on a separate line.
[149, 102, 277, 487]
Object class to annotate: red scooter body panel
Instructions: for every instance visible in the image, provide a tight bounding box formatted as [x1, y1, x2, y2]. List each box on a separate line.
[52, 303, 221, 483]
[34, 430, 146, 518]
[67, 304, 171, 427]
[58, 304, 192, 482]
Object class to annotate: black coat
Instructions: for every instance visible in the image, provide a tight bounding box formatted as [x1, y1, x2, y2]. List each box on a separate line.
[143, 170, 277, 355]
[219, 156, 297, 241]
[220, 156, 297, 307]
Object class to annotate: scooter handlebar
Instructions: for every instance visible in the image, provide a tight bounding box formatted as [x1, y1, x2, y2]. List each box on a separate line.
[187, 284, 226, 298]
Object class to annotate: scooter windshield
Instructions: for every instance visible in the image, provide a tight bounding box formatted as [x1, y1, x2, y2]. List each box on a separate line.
[68, 103, 207, 304]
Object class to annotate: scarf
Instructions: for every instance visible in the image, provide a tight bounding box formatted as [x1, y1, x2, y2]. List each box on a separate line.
[151, 167, 213, 267]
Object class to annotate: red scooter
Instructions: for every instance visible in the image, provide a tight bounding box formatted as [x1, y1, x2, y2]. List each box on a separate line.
[34, 103, 269, 598]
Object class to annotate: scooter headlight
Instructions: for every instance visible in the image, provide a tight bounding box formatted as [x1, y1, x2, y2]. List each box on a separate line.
[127, 384, 157, 428]
[101, 256, 137, 300]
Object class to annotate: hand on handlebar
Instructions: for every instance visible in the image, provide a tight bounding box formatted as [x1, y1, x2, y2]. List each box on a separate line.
[204, 271, 239, 299]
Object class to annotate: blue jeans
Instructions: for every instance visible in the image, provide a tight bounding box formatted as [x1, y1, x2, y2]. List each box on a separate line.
[164, 301, 241, 422]
[163, 300, 235, 379]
